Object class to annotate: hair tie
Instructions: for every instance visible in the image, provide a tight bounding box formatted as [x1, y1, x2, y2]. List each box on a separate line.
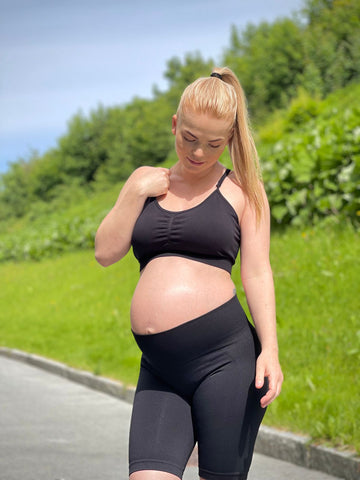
[210, 72, 222, 80]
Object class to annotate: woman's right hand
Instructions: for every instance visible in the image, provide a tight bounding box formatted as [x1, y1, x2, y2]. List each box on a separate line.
[131, 166, 171, 198]
[95, 166, 170, 267]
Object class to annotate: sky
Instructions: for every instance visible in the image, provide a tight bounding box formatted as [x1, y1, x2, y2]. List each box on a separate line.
[0, 0, 304, 173]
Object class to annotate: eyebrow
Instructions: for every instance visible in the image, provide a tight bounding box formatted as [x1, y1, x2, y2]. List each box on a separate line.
[184, 130, 224, 142]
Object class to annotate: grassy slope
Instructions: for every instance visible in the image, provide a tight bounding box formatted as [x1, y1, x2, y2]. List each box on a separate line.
[255, 81, 360, 146]
[1, 225, 359, 453]
[0, 250, 139, 383]
[1, 83, 359, 453]
[268, 226, 359, 451]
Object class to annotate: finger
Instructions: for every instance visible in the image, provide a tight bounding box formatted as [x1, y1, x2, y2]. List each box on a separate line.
[260, 375, 275, 406]
[166, 173, 171, 188]
[261, 386, 276, 407]
[164, 169, 171, 183]
[260, 390, 275, 408]
[261, 378, 282, 408]
[255, 362, 265, 389]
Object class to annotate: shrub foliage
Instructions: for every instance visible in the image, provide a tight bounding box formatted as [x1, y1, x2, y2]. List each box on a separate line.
[0, 0, 359, 262]
[259, 86, 360, 226]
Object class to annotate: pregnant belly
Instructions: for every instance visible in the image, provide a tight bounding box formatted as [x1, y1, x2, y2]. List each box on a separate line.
[130, 257, 236, 334]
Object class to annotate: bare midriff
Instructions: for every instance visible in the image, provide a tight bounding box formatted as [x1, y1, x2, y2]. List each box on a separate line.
[130, 256, 236, 335]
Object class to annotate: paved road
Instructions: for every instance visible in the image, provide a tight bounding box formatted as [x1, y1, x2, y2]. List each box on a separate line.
[0, 356, 343, 480]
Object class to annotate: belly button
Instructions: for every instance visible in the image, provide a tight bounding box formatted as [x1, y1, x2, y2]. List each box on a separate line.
[145, 326, 156, 335]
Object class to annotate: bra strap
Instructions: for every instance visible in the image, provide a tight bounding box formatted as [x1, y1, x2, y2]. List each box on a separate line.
[216, 168, 231, 188]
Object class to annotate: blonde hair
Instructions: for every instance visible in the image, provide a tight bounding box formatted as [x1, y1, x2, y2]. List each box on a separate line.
[177, 67, 264, 221]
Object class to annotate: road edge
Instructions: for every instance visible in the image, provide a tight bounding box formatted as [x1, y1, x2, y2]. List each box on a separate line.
[0, 347, 358, 480]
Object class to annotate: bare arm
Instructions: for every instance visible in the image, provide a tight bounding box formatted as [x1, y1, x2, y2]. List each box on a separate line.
[95, 166, 170, 267]
[239, 184, 283, 407]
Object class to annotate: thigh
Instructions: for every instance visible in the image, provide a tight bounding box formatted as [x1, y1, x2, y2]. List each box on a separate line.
[129, 359, 195, 478]
[192, 349, 267, 479]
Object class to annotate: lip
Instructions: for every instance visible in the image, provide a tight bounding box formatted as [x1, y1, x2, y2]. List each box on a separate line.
[187, 157, 204, 166]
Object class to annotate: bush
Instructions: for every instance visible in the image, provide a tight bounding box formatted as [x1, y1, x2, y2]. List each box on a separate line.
[259, 86, 360, 227]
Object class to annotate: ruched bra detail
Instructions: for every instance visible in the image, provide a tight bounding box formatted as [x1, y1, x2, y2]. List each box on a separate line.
[131, 169, 241, 273]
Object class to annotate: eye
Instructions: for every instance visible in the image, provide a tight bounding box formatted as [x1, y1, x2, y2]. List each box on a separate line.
[209, 144, 221, 149]
[183, 135, 195, 143]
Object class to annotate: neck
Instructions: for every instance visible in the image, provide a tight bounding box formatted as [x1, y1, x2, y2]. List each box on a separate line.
[171, 161, 224, 186]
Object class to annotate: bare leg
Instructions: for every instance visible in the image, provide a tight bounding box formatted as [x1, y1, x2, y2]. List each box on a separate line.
[130, 471, 181, 480]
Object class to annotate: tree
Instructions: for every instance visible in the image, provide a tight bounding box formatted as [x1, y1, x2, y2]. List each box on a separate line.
[27, 150, 64, 201]
[95, 98, 173, 184]
[156, 52, 215, 111]
[58, 105, 110, 183]
[0, 158, 34, 218]
[302, 0, 360, 94]
[223, 19, 305, 118]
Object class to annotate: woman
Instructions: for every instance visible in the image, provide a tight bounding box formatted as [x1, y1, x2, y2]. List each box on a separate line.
[95, 67, 283, 480]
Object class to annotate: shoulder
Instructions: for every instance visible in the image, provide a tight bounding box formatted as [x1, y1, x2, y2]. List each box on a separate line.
[221, 171, 270, 226]
[240, 180, 270, 236]
[219, 170, 246, 221]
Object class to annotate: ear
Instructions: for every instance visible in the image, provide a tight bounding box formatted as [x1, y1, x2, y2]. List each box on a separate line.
[171, 115, 177, 135]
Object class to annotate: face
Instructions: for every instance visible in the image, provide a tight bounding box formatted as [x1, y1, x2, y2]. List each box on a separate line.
[172, 110, 232, 174]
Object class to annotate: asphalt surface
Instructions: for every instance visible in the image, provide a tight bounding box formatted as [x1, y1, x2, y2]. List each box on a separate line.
[0, 356, 344, 480]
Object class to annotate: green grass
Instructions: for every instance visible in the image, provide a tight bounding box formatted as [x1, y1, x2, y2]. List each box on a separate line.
[266, 225, 359, 452]
[0, 152, 233, 263]
[1, 224, 359, 453]
[0, 183, 123, 262]
[0, 249, 141, 384]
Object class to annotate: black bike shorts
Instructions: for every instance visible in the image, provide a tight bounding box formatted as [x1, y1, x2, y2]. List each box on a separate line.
[129, 295, 267, 480]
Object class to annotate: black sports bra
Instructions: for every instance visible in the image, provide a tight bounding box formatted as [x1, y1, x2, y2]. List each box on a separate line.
[131, 169, 241, 273]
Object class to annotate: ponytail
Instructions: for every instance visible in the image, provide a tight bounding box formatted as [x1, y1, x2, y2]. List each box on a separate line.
[177, 67, 264, 222]
[213, 67, 264, 222]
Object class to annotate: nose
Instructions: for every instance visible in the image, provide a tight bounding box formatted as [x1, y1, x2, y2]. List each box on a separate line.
[193, 146, 204, 158]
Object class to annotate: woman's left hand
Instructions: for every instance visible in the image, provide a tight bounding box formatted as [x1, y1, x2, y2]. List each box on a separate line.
[255, 349, 283, 408]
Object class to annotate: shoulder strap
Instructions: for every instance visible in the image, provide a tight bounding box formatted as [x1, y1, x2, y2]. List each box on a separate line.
[216, 168, 231, 188]
[142, 196, 156, 209]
